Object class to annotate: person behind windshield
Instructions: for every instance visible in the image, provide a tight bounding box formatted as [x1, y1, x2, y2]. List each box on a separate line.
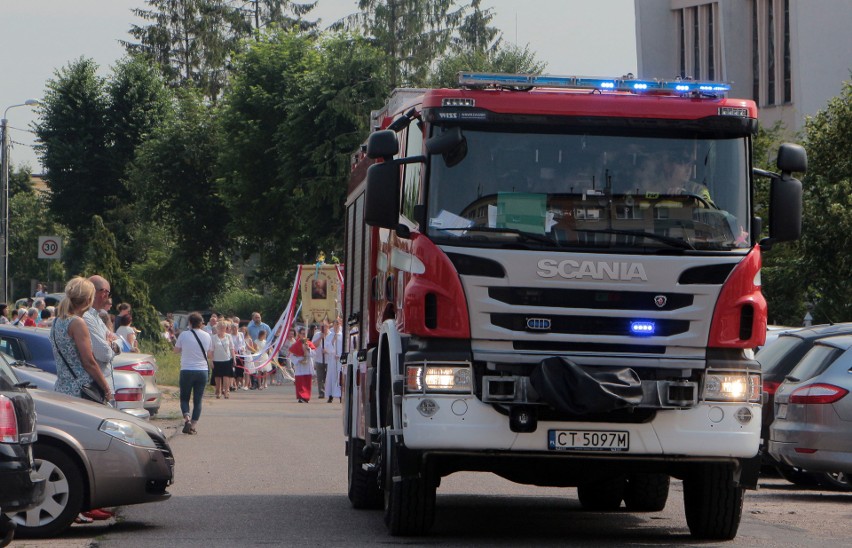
[661, 149, 715, 207]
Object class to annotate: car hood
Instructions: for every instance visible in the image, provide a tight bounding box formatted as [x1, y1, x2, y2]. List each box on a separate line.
[28, 388, 165, 450]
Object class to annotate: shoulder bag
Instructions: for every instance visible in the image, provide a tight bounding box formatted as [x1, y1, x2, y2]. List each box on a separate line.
[189, 329, 214, 385]
[52, 321, 109, 405]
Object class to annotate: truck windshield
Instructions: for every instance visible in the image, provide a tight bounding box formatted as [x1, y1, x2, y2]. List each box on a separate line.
[426, 128, 751, 252]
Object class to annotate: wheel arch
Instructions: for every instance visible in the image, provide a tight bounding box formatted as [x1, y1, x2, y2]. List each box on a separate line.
[33, 430, 93, 509]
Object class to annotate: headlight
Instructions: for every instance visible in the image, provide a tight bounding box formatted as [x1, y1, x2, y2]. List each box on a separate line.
[703, 372, 761, 402]
[406, 363, 472, 393]
[99, 419, 157, 448]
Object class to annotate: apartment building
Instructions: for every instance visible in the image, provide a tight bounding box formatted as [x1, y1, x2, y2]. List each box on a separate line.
[635, 0, 852, 134]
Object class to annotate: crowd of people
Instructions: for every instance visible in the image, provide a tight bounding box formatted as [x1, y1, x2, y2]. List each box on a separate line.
[171, 310, 346, 434]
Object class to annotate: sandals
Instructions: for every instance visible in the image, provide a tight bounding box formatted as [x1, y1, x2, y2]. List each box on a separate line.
[182, 420, 192, 434]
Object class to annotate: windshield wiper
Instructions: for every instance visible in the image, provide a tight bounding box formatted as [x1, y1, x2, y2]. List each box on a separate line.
[574, 228, 695, 250]
[440, 226, 559, 247]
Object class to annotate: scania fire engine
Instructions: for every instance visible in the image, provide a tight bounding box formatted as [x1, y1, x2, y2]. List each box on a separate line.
[341, 72, 806, 540]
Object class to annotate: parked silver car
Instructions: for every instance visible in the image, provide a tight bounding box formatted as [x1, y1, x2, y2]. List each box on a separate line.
[0, 326, 150, 420]
[113, 352, 162, 416]
[769, 335, 852, 485]
[1, 352, 174, 538]
[10, 362, 149, 421]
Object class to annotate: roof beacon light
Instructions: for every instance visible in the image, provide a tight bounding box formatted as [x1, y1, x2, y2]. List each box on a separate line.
[457, 72, 731, 96]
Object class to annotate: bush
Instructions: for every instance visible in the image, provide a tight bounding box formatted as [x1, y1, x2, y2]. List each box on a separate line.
[211, 287, 266, 319]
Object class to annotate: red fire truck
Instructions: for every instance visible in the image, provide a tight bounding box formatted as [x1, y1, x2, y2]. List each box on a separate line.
[341, 72, 806, 539]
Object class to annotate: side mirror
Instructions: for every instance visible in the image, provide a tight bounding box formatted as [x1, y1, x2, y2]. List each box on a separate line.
[366, 130, 399, 160]
[425, 126, 463, 155]
[767, 174, 803, 243]
[364, 162, 400, 228]
[777, 143, 807, 174]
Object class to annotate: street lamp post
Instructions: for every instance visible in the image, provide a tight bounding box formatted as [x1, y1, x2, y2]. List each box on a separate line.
[1, 99, 40, 304]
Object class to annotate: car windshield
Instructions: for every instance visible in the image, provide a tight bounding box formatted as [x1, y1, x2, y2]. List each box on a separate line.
[0, 352, 20, 386]
[426, 128, 750, 252]
[757, 336, 804, 376]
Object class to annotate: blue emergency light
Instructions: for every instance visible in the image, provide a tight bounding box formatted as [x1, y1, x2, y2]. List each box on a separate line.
[630, 321, 656, 336]
[458, 72, 731, 96]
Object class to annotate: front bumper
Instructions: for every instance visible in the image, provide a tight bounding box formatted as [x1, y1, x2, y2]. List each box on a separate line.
[401, 394, 760, 458]
[87, 435, 174, 509]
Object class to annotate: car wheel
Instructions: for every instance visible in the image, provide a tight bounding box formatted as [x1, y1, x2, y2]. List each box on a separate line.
[815, 471, 852, 491]
[6, 445, 84, 538]
[623, 473, 670, 512]
[775, 464, 822, 487]
[577, 476, 626, 511]
[683, 463, 743, 540]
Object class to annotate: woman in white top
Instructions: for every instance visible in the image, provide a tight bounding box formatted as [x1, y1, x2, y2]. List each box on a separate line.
[211, 322, 235, 399]
[174, 312, 212, 435]
[115, 314, 139, 352]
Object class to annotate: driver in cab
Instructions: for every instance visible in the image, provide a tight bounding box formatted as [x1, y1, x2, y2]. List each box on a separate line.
[660, 149, 716, 207]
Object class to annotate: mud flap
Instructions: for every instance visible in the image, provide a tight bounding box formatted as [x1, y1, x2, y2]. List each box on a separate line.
[530, 357, 643, 414]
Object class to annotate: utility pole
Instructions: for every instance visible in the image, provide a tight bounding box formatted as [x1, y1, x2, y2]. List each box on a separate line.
[1, 100, 40, 304]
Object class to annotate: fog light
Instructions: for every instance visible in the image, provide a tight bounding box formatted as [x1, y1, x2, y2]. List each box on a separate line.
[509, 406, 537, 433]
[417, 399, 439, 417]
[734, 407, 753, 424]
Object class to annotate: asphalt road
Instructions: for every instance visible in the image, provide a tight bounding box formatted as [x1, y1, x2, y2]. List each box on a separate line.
[16, 382, 852, 547]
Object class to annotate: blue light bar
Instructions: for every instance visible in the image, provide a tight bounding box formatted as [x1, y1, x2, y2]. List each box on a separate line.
[457, 72, 731, 96]
[630, 321, 656, 336]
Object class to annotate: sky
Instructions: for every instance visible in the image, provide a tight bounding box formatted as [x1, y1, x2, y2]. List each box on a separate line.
[0, 0, 637, 173]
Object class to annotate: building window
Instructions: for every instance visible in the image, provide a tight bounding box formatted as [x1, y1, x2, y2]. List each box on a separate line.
[675, 3, 722, 83]
[783, 0, 791, 103]
[752, 0, 792, 106]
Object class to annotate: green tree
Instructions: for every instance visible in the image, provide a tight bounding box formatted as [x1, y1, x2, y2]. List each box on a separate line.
[453, 0, 501, 54]
[218, 31, 388, 286]
[34, 58, 112, 274]
[106, 56, 174, 265]
[8, 178, 68, 299]
[798, 79, 852, 323]
[234, 0, 318, 34]
[126, 90, 231, 311]
[124, 0, 249, 100]
[430, 42, 546, 88]
[83, 216, 167, 348]
[346, 0, 464, 87]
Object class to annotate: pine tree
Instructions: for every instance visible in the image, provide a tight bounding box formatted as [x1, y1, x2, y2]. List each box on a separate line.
[349, 0, 464, 87]
[123, 0, 249, 100]
[84, 216, 167, 348]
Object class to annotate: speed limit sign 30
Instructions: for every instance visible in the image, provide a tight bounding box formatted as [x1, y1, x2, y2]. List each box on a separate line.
[38, 236, 62, 259]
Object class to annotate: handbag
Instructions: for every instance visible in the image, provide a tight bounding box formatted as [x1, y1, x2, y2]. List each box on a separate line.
[189, 329, 213, 384]
[52, 322, 110, 405]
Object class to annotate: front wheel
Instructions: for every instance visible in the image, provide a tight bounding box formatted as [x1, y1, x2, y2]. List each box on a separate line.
[381, 386, 436, 536]
[6, 444, 84, 538]
[683, 464, 744, 540]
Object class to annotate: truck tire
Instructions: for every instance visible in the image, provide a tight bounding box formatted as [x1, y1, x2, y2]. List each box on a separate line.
[7, 444, 84, 538]
[381, 388, 436, 536]
[623, 473, 670, 512]
[348, 436, 382, 509]
[683, 464, 743, 540]
[577, 477, 626, 511]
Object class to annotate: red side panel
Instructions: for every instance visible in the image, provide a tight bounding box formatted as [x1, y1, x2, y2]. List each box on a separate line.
[708, 246, 767, 348]
[402, 234, 470, 339]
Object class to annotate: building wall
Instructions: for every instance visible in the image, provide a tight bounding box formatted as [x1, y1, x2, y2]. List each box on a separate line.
[635, 0, 852, 134]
